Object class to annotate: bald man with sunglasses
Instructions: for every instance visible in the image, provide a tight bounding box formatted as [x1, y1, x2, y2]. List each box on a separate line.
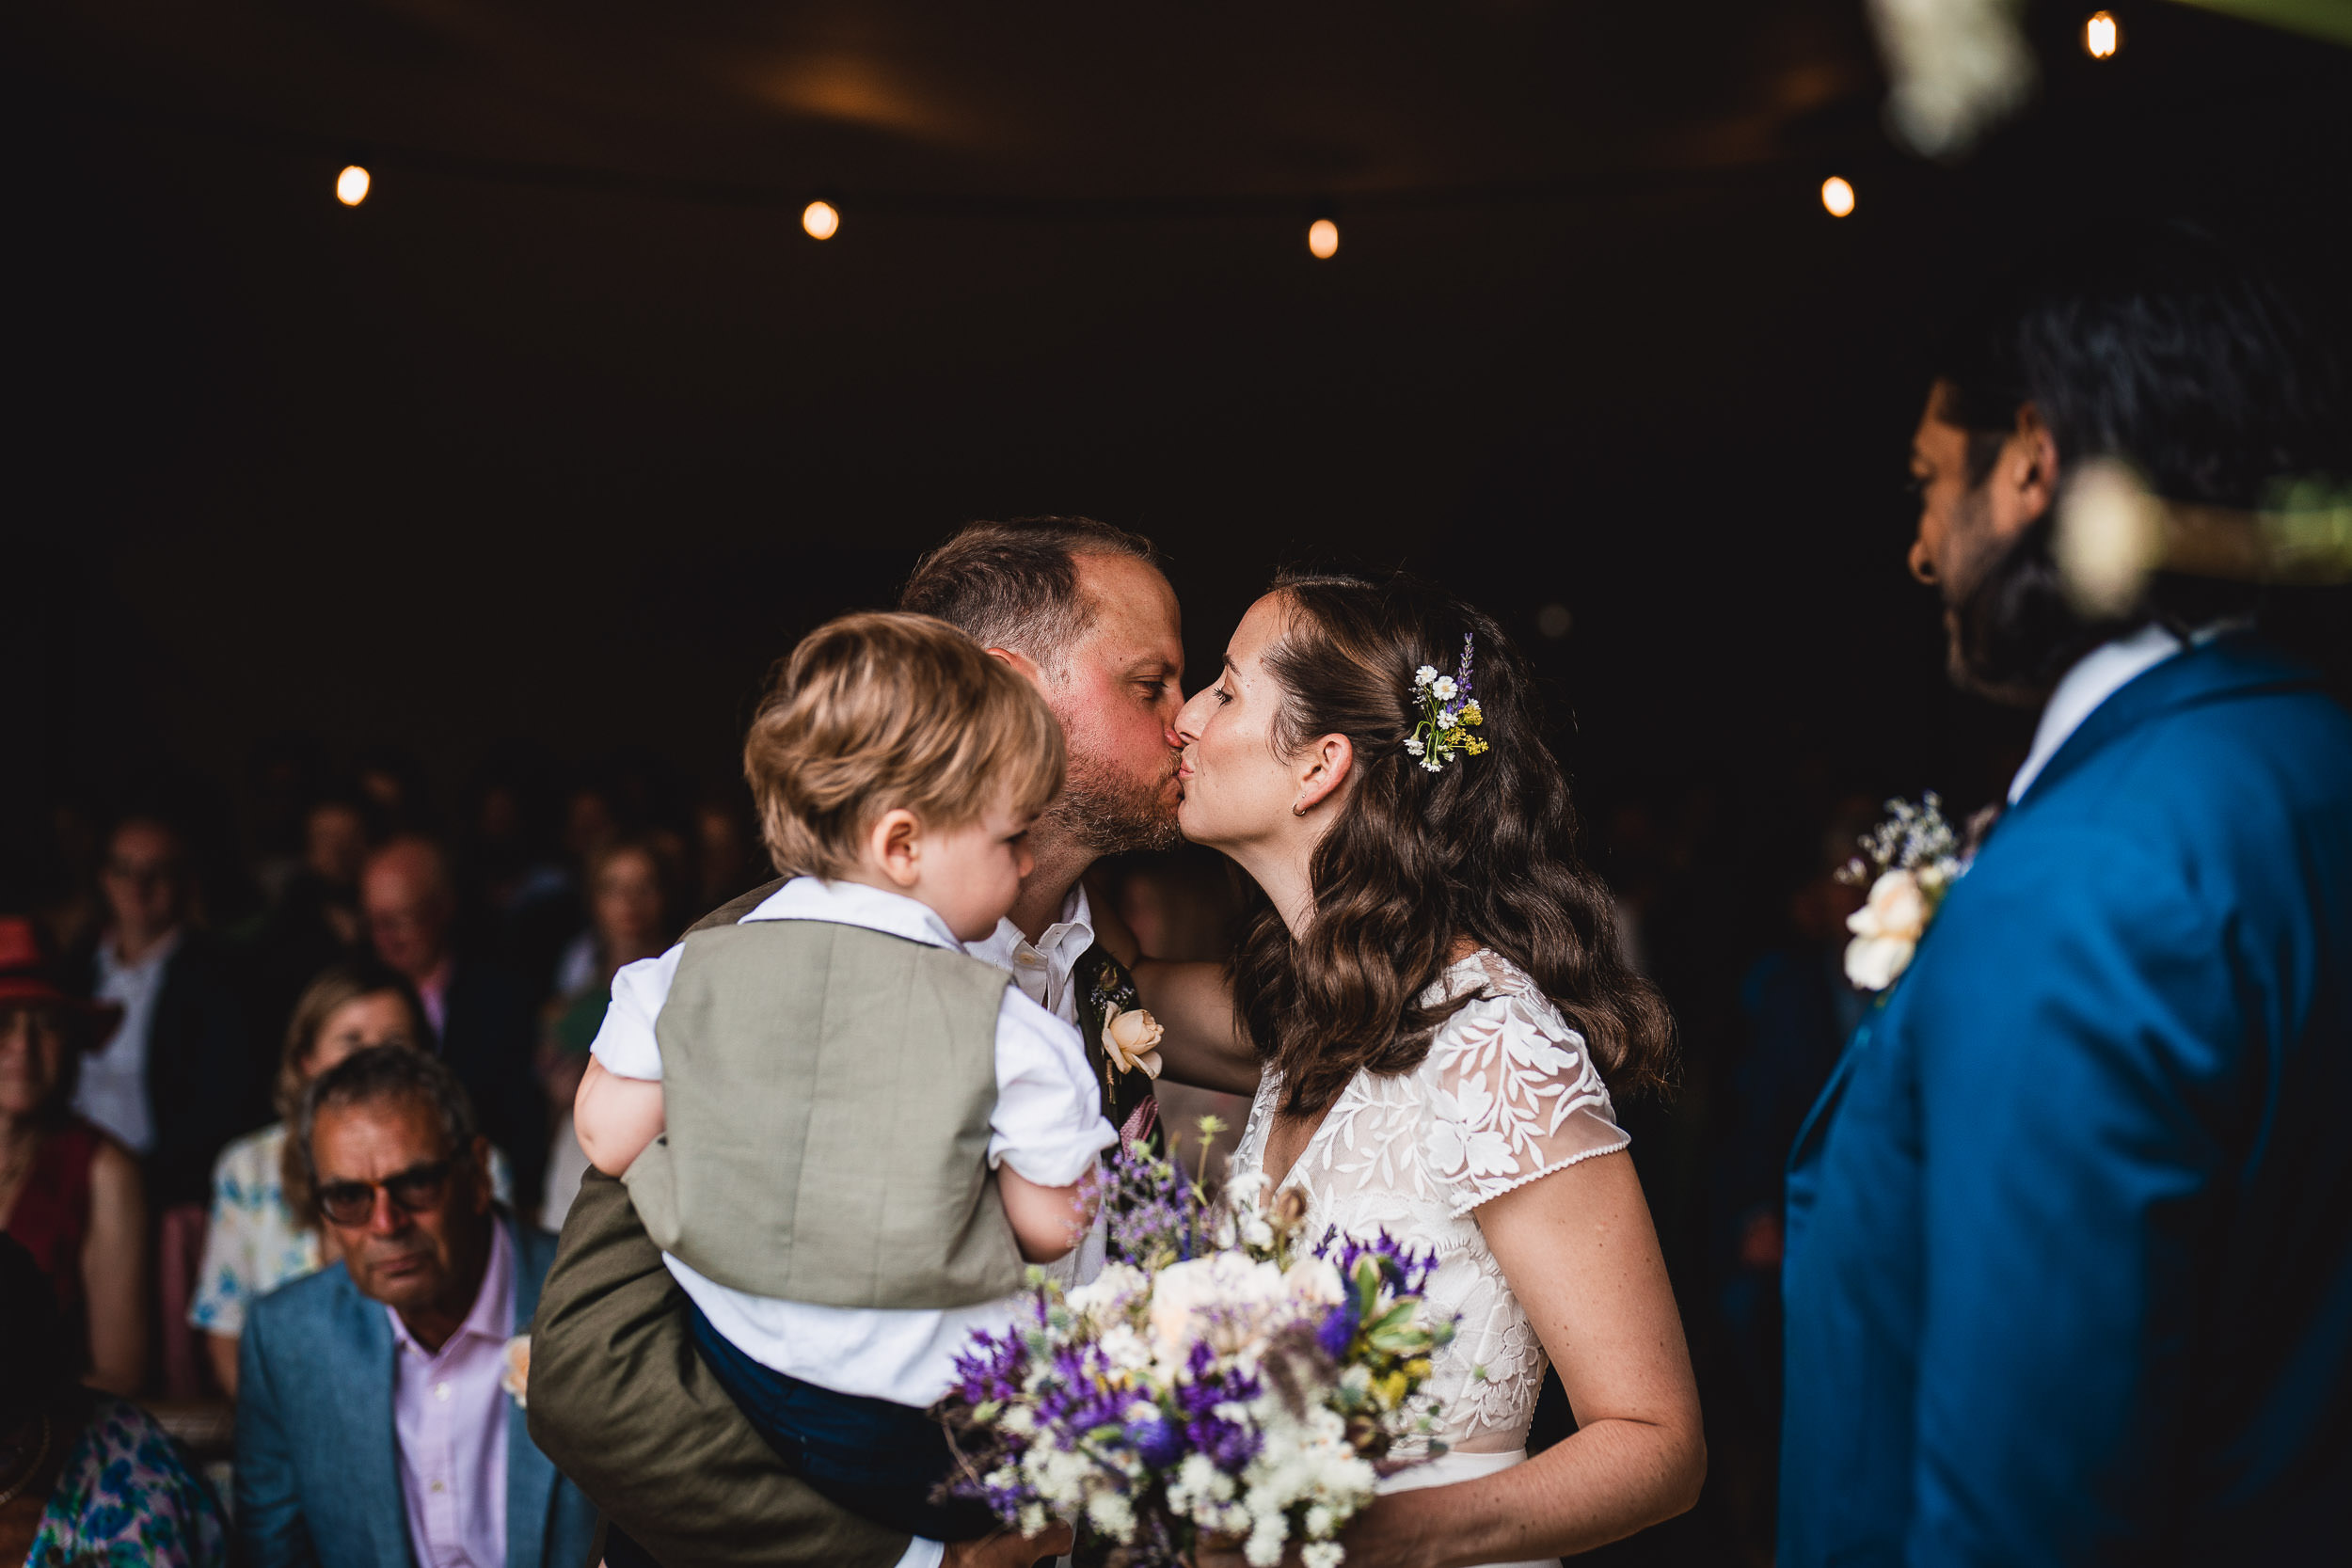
[234, 1046, 597, 1568]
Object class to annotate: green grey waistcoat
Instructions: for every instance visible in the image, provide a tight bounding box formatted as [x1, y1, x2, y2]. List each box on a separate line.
[621, 917, 1025, 1310]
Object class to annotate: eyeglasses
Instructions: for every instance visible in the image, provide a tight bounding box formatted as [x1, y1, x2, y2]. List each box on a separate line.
[315, 1155, 465, 1227]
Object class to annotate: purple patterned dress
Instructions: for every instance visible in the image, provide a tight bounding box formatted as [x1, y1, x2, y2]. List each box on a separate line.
[27, 1398, 229, 1567]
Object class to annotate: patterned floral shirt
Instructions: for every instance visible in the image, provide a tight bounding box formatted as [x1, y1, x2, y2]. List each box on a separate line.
[190, 1121, 514, 1337]
[27, 1398, 229, 1567]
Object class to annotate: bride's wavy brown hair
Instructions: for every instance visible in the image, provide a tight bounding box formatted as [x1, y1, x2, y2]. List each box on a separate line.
[1233, 571, 1675, 1116]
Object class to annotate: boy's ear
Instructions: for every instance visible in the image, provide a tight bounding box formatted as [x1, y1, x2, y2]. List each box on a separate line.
[868, 808, 923, 888]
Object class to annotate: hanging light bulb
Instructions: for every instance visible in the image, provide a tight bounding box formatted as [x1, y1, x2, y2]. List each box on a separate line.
[1307, 217, 1340, 260]
[2084, 11, 2121, 58]
[802, 200, 840, 241]
[336, 166, 372, 207]
[1820, 176, 1856, 218]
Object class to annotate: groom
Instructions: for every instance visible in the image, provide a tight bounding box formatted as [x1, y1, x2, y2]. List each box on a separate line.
[1779, 227, 2352, 1564]
[527, 516, 1248, 1567]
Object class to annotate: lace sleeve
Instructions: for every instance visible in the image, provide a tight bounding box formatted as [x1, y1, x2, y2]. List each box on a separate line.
[1422, 963, 1629, 1216]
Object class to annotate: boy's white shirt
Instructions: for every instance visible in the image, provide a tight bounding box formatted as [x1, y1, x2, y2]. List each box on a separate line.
[589, 877, 1116, 1412]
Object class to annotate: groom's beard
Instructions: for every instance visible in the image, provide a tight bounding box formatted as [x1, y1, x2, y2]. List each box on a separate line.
[1945, 509, 2121, 708]
[1048, 751, 1184, 854]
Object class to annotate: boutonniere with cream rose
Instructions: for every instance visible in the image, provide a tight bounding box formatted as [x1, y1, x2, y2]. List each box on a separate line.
[1837, 794, 1965, 993]
[1100, 1004, 1165, 1079]
[501, 1335, 531, 1410]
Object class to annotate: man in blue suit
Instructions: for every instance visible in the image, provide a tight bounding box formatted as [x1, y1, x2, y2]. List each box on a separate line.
[236, 1045, 597, 1568]
[1781, 226, 2352, 1565]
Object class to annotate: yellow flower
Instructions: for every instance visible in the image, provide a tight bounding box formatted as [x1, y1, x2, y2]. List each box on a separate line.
[1461, 702, 1483, 726]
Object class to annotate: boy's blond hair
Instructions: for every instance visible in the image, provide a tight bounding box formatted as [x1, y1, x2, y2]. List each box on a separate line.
[744, 612, 1066, 879]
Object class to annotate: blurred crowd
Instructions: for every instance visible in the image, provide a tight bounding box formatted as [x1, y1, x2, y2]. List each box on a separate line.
[1, 728, 2015, 1564]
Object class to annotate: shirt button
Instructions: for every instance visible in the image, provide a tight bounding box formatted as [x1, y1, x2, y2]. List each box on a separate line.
[435, 1381, 451, 1402]
[1016, 952, 1042, 966]
[431, 1481, 446, 1494]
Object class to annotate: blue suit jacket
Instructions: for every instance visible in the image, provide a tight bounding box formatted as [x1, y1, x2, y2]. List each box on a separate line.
[1780, 636, 2352, 1566]
[235, 1215, 599, 1568]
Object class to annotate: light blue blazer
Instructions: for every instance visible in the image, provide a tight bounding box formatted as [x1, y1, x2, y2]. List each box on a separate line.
[1780, 636, 2352, 1565]
[235, 1215, 598, 1568]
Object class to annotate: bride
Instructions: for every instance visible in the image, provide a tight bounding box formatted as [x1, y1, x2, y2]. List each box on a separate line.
[1170, 572, 1703, 1567]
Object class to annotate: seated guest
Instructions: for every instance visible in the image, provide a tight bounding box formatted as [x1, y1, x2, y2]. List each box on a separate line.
[0, 915, 149, 1395]
[69, 816, 257, 1210]
[234, 1045, 596, 1568]
[192, 960, 514, 1396]
[538, 836, 674, 1224]
[362, 837, 548, 1215]
[0, 1235, 229, 1565]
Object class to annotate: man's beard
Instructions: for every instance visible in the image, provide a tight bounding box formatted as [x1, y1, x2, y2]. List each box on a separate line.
[1945, 510, 2122, 708]
[1048, 752, 1183, 854]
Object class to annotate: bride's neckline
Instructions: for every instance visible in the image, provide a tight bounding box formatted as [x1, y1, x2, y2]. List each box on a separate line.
[1254, 946, 1500, 1194]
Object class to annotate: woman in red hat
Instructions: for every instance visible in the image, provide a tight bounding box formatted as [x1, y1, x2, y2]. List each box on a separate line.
[0, 914, 150, 1395]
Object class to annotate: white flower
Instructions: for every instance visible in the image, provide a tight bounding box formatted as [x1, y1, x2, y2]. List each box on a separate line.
[500, 1336, 531, 1408]
[1305, 1504, 1335, 1538]
[1414, 665, 1438, 687]
[1303, 1545, 1346, 1568]
[1066, 1261, 1150, 1326]
[1844, 868, 1931, 991]
[1284, 1256, 1345, 1308]
[1402, 736, 1425, 757]
[1086, 1490, 1137, 1540]
[1431, 675, 1457, 701]
[1422, 758, 1442, 772]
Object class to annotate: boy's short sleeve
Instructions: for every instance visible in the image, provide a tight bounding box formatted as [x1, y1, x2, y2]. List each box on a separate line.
[987, 989, 1118, 1188]
[589, 945, 686, 1081]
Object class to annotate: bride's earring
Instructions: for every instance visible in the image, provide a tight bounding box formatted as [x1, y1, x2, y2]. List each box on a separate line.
[1292, 798, 1310, 817]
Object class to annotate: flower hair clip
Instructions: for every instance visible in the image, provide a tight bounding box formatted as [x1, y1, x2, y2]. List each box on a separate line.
[1404, 632, 1490, 772]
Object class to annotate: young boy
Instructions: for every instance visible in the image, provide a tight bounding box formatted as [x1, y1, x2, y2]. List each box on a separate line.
[574, 611, 1115, 1539]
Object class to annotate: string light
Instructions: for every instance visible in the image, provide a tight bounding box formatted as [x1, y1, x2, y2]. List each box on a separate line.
[1307, 217, 1340, 260]
[336, 165, 371, 206]
[2084, 11, 2121, 58]
[1820, 176, 1855, 218]
[802, 199, 840, 240]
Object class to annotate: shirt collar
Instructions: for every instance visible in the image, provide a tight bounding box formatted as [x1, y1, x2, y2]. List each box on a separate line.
[740, 876, 966, 954]
[99, 926, 182, 981]
[970, 881, 1095, 973]
[2009, 622, 2185, 805]
[387, 1217, 516, 1359]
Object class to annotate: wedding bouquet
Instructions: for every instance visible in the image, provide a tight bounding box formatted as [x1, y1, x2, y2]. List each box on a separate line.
[937, 1132, 1455, 1567]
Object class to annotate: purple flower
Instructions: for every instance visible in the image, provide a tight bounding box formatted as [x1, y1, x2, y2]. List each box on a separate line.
[1316, 1301, 1358, 1361]
[1127, 1414, 1185, 1468]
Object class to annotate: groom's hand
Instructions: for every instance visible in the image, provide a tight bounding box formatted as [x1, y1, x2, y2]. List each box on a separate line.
[943, 1521, 1075, 1568]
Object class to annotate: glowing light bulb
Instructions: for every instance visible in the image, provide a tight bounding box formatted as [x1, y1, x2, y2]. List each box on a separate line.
[802, 200, 840, 241]
[336, 166, 371, 207]
[2085, 11, 2120, 58]
[1820, 176, 1855, 218]
[1307, 218, 1340, 260]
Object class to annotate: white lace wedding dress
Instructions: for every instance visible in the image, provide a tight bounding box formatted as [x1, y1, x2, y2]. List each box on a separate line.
[1228, 950, 1629, 1568]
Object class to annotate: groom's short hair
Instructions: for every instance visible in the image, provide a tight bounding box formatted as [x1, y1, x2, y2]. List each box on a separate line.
[900, 516, 1160, 673]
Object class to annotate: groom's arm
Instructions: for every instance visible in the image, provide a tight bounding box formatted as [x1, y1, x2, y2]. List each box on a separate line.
[528, 1169, 914, 1568]
[1129, 959, 1260, 1094]
[1901, 841, 2233, 1565]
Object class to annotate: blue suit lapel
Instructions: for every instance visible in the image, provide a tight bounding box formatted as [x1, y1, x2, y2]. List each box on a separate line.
[322, 1269, 413, 1568]
[504, 1219, 557, 1568]
[2018, 633, 2319, 811]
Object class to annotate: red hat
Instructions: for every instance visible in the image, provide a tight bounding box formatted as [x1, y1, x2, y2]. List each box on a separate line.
[0, 915, 124, 1047]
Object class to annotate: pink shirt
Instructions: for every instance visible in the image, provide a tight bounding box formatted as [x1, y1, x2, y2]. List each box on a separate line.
[388, 1223, 514, 1568]
[416, 958, 455, 1038]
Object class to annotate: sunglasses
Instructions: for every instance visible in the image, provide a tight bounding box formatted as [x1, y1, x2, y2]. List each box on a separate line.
[315, 1155, 466, 1227]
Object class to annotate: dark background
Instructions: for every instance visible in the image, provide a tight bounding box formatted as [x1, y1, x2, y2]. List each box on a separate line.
[9, 3, 2351, 1559]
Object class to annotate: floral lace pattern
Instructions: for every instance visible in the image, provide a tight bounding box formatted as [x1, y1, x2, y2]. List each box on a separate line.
[29, 1398, 230, 1567]
[1230, 951, 1628, 1451]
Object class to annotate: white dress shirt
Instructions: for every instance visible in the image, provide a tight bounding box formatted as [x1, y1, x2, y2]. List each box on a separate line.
[76, 927, 182, 1153]
[2008, 622, 2196, 804]
[589, 878, 1115, 1405]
